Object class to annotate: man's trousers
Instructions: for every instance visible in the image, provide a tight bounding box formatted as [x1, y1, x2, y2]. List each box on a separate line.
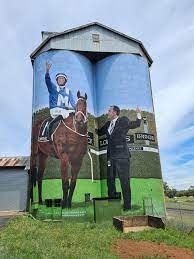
[107, 158, 131, 210]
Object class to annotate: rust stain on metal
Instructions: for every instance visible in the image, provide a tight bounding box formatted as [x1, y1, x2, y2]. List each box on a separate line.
[0, 156, 29, 167]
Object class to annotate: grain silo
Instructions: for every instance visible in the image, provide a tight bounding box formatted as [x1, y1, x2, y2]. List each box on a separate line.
[30, 22, 165, 221]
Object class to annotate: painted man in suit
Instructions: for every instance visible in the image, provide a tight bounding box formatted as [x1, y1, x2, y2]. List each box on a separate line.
[96, 105, 141, 211]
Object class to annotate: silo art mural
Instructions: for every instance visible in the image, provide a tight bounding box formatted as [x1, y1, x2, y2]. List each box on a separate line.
[30, 49, 165, 220]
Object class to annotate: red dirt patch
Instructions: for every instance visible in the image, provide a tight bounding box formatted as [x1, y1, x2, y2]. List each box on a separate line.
[111, 239, 194, 258]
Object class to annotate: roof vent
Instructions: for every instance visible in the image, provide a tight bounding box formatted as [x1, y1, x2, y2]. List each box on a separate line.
[92, 34, 100, 42]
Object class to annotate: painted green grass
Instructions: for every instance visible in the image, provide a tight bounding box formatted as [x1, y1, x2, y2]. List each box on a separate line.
[0, 216, 194, 258]
[32, 202, 144, 222]
[32, 178, 166, 218]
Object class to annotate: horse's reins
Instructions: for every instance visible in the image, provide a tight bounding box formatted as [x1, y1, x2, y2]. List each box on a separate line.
[61, 119, 87, 137]
[61, 97, 88, 136]
[75, 111, 88, 123]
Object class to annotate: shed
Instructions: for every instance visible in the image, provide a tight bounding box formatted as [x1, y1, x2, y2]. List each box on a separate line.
[0, 157, 30, 212]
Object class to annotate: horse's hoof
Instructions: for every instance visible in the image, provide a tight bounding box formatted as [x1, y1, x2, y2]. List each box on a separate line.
[61, 199, 67, 209]
[67, 201, 72, 209]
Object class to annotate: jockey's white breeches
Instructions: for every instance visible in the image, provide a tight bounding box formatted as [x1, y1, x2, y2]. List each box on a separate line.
[50, 107, 75, 119]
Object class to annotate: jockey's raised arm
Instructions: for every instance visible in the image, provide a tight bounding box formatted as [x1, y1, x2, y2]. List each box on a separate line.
[46, 61, 52, 73]
[45, 61, 57, 94]
[44, 61, 77, 141]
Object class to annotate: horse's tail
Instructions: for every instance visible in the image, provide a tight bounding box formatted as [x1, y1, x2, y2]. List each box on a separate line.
[30, 120, 41, 201]
[30, 151, 38, 202]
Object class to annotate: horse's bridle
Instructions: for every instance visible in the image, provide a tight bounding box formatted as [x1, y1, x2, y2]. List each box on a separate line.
[75, 98, 88, 123]
[59, 97, 88, 137]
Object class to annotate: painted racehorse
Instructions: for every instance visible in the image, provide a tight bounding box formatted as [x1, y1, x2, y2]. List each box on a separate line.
[31, 91, 88, 208]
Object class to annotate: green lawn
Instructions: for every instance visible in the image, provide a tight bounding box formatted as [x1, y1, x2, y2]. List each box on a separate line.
[166, 201, 194, 211]
[0, 216, 194, 258]
[167, 212, 194, 231]
[166, 196, 194, 203]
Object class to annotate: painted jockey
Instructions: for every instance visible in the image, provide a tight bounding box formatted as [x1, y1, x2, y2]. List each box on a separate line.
[45, 61, 76, 140]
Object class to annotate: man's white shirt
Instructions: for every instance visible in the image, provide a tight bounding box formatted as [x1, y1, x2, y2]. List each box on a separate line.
[108, 116, 118, 134]
[137, 112, 141, 120]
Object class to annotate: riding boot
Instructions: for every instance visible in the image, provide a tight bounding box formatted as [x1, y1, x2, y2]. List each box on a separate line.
[67, 181, 76, 209]
[48, 115, 63, 142]
[61, 180, 69, 209]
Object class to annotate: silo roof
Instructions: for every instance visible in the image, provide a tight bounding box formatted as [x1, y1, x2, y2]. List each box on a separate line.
[30, 22, 153, 66]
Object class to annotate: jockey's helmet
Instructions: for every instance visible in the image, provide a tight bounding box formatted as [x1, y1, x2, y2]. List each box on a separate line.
[55, 73, 68, 87]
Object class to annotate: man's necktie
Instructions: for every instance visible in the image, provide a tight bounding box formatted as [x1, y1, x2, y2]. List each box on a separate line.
[109, 121, 114, 134]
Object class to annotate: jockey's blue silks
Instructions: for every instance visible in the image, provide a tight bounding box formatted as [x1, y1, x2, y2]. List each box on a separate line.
[45, 72, 76, 109]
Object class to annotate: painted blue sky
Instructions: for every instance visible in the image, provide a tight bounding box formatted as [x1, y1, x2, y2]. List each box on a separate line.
[96, 54, 153, 115]
[0, 0, 194, 190]
[33, 50, 95, 114]
[34, 51, 153, 116]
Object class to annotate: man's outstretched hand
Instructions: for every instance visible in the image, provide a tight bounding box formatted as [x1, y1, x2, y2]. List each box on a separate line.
[128, 106, 141, 113]
[136, 106, 141, 114]
[46, 61, 52, 73]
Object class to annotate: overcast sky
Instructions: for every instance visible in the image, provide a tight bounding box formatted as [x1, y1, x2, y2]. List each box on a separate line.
[0, 0, 194, 190]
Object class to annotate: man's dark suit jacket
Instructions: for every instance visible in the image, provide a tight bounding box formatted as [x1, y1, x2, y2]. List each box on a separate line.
[97, 116, 141, 159]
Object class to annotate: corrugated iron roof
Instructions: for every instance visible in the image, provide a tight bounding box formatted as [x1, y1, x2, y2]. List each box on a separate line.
[30, 22, 153, 66]
[0, 156, 30, 168]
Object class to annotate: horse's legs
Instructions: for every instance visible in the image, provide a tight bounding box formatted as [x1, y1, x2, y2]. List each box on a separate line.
[60, 154, 69, 208]
[61, 179, 69, 208]
[67, 160, 82, 208]
[67, 180, 76, 209]
[37, 151, 48, 204]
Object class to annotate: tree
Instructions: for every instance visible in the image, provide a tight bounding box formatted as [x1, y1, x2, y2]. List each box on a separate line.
[187, 186, 194, 196]
[163, 181, 177, 198]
